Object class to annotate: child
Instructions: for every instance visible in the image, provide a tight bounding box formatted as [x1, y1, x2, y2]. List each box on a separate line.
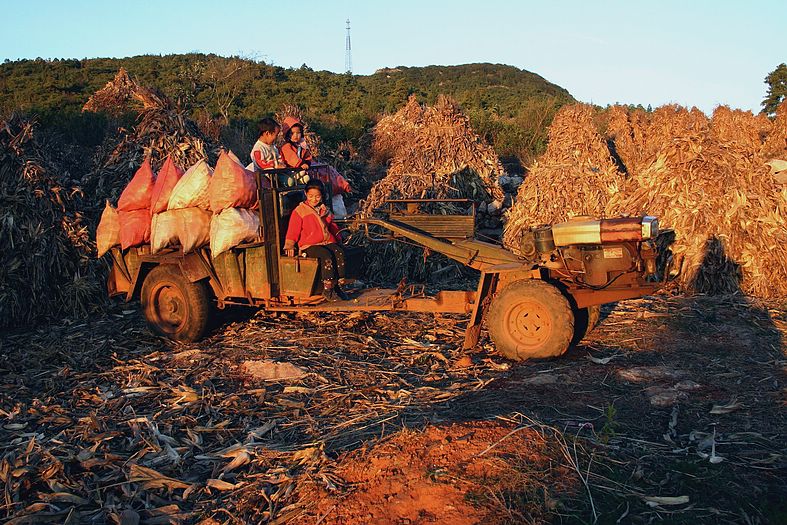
[279, 117, 313, 170]
[283, 179, 349, 301]
[250, 117, 283, 171]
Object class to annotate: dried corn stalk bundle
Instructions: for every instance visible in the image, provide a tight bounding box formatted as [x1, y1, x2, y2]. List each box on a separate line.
[365, 95, 504, 213]
[642, 105, 709, 160]
[0, 115, 102, 329]
[356, 96, 502, 285]
[761, 100, 787, 160]
[606, 115, 787, 299]
[604, 105, 650, 174]
[710, 106, 772, 151]
[82, 67, 168, 115]
[370, 95, 427, 166]
[503, 104, 625, 253]
[82, 70, 219, 214]
[275, 103, 321, 157]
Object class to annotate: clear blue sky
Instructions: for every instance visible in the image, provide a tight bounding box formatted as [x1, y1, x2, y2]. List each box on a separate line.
[2, 0, 785, 114]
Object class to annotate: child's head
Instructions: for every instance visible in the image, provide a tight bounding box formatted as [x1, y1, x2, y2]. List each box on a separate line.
[282, 117, 304, 144]
[304, 179, 325, 207]
[258, 117, 280, 145]
[287, 123, 304, 144]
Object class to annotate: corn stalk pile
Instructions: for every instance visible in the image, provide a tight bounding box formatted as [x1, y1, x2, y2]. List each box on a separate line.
[363, 95, 504, 214]
[502, 104, 625, 253]
[81, 68, 141, 116]
[605, 103, 787, 299]
[0, 115, 103, 330]
[354, 96, 505, 286]
[761, 100, 787, 160]
[502, 101, 787, 299]
[81, 70, 219, 215]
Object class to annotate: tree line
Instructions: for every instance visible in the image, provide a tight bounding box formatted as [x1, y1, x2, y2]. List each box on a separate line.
[0, 55, 574, 162]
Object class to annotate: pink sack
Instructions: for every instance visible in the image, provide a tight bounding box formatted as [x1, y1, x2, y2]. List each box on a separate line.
[118, 209, 151, 249]
[150, 156, 184, 215]
[118, 159, 155, 212]
[209, 150, 257, 212]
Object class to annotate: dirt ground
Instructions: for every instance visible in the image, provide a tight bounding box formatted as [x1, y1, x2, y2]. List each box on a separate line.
[1, 292, 785, 524]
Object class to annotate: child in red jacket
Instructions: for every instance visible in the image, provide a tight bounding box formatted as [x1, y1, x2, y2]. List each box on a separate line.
[283, 179, 348, 300]
[279, 117, 313, 170]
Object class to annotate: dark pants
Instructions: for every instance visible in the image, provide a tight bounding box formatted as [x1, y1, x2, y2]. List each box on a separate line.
[303, 243, 346, 284]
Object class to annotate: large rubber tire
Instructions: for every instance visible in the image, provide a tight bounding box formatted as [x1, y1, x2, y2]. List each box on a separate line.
[486, 279, 574, 361]
[572, 305, 601, 346]
[141, 265, 210, 342]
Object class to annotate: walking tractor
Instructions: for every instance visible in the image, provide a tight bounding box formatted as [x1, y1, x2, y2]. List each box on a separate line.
[106, 168, 669, 361]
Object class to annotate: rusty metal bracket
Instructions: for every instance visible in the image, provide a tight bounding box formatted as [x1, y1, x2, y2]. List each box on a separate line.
[463, 271, 498, 350]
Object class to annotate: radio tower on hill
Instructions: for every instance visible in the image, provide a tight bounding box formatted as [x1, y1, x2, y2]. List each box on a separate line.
[345, 19, 352, 74]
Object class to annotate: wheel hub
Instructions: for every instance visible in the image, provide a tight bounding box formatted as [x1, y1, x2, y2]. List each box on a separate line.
[153, 284, 186, 332]
[508, 300, 553, 349]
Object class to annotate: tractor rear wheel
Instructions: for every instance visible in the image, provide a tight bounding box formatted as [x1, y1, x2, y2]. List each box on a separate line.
[486, 279, 574, 361]
[141, 265, 210, 342]
[572, 305, 601, 345]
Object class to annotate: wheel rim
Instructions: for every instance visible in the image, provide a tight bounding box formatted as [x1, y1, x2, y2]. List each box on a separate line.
[150, 280, 188, 334]
[506, 299, 553, 350]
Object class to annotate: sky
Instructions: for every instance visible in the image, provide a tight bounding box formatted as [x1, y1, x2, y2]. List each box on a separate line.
[1, 0, 785, 114]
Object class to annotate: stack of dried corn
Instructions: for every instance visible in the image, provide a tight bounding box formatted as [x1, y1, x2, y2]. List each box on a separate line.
[355, 95, 505, 286]
[0, 115, 102, 329]
[604, 104, 650, 175]
[82, 68, 141, 116]
[363, 95, 504, 215]
[606, 104, 787, 299]
[761, 100, 787, 161]
[502, 103, 625, 253]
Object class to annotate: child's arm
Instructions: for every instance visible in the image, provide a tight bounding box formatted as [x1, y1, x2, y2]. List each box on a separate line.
[283, 212, 302, 254]
[253, 149, 277, 170]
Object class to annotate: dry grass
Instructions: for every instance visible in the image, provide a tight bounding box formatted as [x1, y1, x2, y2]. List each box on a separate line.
[363, 95, 504, 215]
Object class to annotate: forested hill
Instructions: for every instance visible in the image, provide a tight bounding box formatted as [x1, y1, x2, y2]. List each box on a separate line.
[0, 54, 574, 158]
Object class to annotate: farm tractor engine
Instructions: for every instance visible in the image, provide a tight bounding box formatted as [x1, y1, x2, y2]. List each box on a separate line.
[519, 216, 661, 287]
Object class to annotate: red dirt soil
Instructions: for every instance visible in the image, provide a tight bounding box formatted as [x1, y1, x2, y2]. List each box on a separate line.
[306, 421, 575, 525]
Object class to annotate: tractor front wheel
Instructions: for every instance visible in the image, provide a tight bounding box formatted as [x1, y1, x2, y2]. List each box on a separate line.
[486, 279, 574, 361]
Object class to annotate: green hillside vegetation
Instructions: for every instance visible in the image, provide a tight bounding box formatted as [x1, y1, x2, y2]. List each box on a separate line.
[0, 54, 574, 162]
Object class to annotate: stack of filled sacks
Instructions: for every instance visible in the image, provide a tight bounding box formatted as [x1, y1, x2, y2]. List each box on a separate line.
[97, 151, 260, 259]
[96, 156, 214, 257]
[152, 158, 213, 254]
[96, 159, 153, 257]
[208, 151, 259, 257]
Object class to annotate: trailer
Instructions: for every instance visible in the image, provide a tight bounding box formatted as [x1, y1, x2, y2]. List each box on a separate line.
[107, 168, 668, 361]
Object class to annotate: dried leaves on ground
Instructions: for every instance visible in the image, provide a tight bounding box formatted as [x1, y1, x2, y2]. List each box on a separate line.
[1, 294, 785, 524]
